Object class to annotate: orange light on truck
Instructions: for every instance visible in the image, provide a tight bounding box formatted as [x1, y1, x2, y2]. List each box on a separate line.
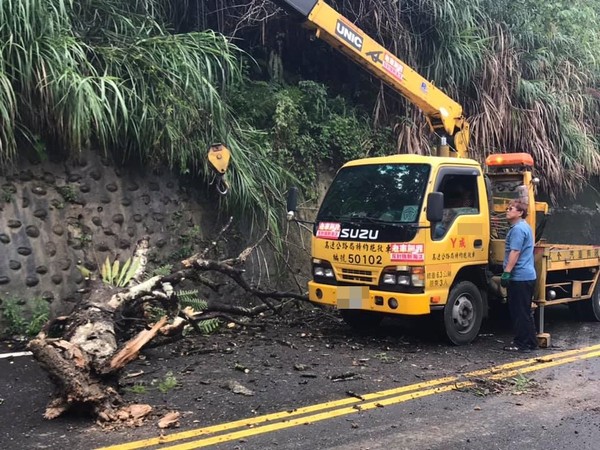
[485, 152, 534, 167]
[411, 266, 425, 287]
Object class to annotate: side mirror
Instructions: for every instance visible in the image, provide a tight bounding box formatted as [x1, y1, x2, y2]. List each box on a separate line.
[426, 192, 444, 223]
[286, 186, 298, 221]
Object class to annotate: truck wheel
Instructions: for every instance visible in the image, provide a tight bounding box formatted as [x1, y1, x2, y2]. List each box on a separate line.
[576, 282, 600, 321]
[443, 281, 483, 345]
[339, 310, 383, 332]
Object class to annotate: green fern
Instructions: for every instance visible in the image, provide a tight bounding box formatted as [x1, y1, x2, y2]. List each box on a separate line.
[0, 297, 49, 337]
[176, 289, 221, 335]
[178, 290, 208, 311]
[147, 306, 167, 323]
[152, 264, 173, 277]
[197, 318, 221, 335]
[26, 299, 49, 337]
[177, 289, 199, 301]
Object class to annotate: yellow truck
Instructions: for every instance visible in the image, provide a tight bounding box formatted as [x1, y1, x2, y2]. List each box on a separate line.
[279, 0, 600, 345]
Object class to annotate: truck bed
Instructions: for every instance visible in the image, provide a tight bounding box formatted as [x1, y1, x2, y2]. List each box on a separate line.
[535, 243, 600, 305]
[536, 243, 600, 271]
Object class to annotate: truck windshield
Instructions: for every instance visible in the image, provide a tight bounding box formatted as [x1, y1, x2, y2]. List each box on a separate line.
[318, 163, 430, 223]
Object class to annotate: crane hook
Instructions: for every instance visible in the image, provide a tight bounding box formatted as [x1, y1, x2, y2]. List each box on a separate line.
[207, 143, 231, 195]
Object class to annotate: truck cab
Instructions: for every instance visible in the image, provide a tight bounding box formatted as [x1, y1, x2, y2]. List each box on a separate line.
[277, 0, 600, 345]
[308, 154, 490, 344]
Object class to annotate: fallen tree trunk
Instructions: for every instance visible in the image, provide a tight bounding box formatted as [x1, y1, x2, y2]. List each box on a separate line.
[28, 226, 309, 423]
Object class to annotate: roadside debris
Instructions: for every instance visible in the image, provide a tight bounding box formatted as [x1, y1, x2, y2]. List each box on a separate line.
[346, 391, 365, 400]
[158, 411, 181, 429]
[234, 363, 250, 373]
[329, 372, 359, 382]
[99, 403, 153, 428]
[26, 227, 309, 423]
[223, 380, 255, 396]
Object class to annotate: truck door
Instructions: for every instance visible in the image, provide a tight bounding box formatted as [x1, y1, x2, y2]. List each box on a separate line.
[429, 168, 488, 265]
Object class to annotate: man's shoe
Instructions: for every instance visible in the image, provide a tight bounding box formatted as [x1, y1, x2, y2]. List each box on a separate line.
[503, 345, 531, 353]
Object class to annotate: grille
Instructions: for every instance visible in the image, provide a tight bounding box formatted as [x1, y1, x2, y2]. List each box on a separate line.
[340, 268, 375, 283]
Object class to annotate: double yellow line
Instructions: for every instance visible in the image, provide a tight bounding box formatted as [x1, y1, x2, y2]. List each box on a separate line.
[99, 343, 600, 450]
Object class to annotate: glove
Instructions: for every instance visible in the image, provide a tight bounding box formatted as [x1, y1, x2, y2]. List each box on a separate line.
[500, 271, 511, 288]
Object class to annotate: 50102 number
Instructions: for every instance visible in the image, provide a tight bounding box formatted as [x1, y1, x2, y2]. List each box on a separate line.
[347, 254, 382, 265]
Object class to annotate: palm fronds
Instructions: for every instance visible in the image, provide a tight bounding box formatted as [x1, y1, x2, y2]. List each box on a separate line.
[341, 0, 599, 198]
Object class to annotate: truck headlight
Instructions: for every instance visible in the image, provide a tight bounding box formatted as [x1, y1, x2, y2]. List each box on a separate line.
[397, 275, 411, 285]
[314, 265, 334, 278]
[382, 273, 396, 284]
[380, 265, 426, 287]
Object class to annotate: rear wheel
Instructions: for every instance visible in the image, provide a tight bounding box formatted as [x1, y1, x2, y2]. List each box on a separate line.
[339, 310, 384, 332]
[574, 282, 600, 321]
[443, 281, 483, 345]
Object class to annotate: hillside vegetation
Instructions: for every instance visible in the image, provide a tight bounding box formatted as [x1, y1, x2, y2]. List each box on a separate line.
[1, 0, 598, 231]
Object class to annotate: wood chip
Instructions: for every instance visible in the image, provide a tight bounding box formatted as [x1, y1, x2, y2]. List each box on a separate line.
[158, 411, 181, 429]
[128, 404, 153, 420]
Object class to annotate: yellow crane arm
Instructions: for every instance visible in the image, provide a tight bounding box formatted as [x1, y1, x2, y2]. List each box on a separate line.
[274, 0, 470, 157]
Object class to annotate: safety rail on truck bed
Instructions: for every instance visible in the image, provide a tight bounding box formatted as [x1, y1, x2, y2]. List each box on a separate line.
[535, 244, 600, 304]
[535, 244, 600, 305]
[535, 244, 600, 306]
[533, 244, 600, 339]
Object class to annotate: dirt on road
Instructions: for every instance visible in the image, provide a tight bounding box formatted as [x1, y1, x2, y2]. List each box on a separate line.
[0, 306, 588, 449]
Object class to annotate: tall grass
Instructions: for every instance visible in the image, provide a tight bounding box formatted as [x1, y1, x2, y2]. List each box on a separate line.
[0, 0, 296, 234]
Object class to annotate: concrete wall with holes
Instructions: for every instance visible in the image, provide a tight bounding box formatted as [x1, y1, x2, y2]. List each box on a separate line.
[0, 151, 222, 317]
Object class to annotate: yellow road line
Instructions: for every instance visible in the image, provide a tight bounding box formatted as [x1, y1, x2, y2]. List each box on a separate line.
[97, 376, 458, 450]
[160, 383, 474, 450]
[488, 349, 600, 380]
[98, 343, 600, 450]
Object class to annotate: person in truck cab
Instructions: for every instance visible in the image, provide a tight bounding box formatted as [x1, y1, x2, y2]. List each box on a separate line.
[502, 199, 538, 353]
[434, 185, 478, 238]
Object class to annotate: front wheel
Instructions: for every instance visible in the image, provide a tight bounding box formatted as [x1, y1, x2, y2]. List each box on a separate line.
[443, 281, 483, 345]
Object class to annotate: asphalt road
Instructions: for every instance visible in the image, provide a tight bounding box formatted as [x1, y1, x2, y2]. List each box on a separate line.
[2, 306, 600, 450]
[203, 346, 600, 450]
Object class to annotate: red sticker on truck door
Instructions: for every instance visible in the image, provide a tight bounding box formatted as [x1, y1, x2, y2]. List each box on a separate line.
[316, 222, 341, 240]
[390, 243, 424, 262]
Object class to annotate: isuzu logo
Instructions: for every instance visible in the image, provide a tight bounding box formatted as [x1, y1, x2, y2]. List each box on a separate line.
[335, 20, 363, 51]
[340, 228, 379, 240]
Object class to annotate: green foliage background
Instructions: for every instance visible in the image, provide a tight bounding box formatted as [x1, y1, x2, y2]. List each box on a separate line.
[0, 0, 599, 234]
[230, 80, 392, 190]
[206, 0, 599, 200]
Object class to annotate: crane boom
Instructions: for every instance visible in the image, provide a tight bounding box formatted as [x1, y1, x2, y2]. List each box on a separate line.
[274, 0, 470, 157]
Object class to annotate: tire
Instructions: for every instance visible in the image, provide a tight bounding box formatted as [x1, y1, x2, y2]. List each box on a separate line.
[574, 282, 600, 322]
[339, 310, 384, 332]
[443, 281, 483, 345]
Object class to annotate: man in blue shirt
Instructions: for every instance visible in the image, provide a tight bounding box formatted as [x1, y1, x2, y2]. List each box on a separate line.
[501, 200, 538, 352]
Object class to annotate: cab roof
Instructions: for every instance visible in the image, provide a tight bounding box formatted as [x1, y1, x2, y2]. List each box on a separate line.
[341, 154, 481, 168]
